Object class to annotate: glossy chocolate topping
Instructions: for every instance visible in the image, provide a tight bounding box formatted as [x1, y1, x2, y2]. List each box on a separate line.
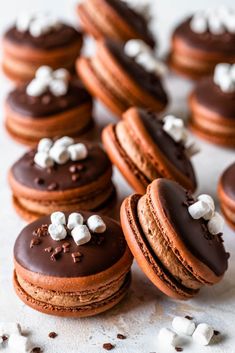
[221, 162, 235, 200]
[4, 24, 82, 50]
[105, 0, 155, 47]
[158, 179, 228, 276]
[7, 79, 92, 118]
[106, 40, 168, 105]
[11, 143, 112, 191]
[174, 17, 235, 54]
[194, 77, 235, 119]
[140, 110, 196, 188]
[14, 212, 127, 277]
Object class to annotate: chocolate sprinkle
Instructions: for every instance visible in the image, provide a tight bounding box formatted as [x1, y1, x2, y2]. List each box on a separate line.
[117, 334, 126, 340]
[71, 252, 83, 263]
[103, 343, 114, 351]
[30, 238, 41, 248]
[48, 332, 58, 339]
[62, 242, 71, 253]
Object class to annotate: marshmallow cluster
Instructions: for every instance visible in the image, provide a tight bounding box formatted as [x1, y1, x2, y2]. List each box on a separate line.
[0, 322, 34, 353]
[48, 211, 106, 245]
[158, 316, 215, 348]
[124, 39, 167, 76]
[162, 115, 199, 157]
[188, 194, 224, 235]
[26, 66, 70, 97]
[214, 63, 235, 93]
[190, 7, 235, 35]
[34, 136, 88, 168]
[16, 11, 61, 37]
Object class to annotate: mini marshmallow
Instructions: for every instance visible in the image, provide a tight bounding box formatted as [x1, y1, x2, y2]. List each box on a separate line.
[68, 143, 88, 161]
[51, 211, 66, 225]
[124, 39, 145, 58]
[26, 78, 47, 97]
[136, 52, 167, 75]
[35, 65, 53, 80]
[0, 322, 21, 336]
[71, 225, 91, 245]
[37, 138, 53, 153]
[190, 15, 208, 33]
[67, 212, 84, 230]
[207, 212, 224, 235]
[49, 79, 68, 96]
[214, 63, 231, 85]
[16, 12, 32, 32]
[158, 328, 178, 347]
[197, 194, 215, 220]
[224, 14, 235, 33]
[192, 323, 214, 346]
[8, 334, 32, 353]
[29, 20, 45, 37]
[188, 200, 210, 220]
[49, 145, 70, 165]
[53, 136, 74, 148]
[218, 74, 235, 93]
[48, 223, 67, 241]
[208, 15, 224, 35]
[230, 64, 235, 81]
[34, 152, 54, 168]
[87, 215, 106, 233]
[53, 68, 70, 81]
[163, 115, 185, 143]
[172, 316, 196, 336]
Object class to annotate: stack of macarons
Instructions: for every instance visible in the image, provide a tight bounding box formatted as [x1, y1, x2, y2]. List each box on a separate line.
[1, 1, 233, 320]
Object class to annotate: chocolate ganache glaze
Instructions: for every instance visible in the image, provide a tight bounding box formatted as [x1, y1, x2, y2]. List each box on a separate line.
[4, 24, 82, 50]
[105, 0, 155, 48]
[7, 79, 92, 118]
[106, 40, 168, 105]
[14, 212, 127, 277]
[221, 162, 235, 200]
[140, 109, 196, 188]
[194, 77, 235, 120]
[174, 17, 235, 54]
[11, 143, 111, 191]
[158, 179, 229, 276]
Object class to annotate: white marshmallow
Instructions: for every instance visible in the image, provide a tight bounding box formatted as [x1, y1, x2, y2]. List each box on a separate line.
[207, 212, 224, 235]
[35, 65, 53, 80]
[26, 78, 47, 97]
[67, 213, 84, 230]
[224, 14, 235, 33]
[48, 223, 67, 241]
[37, 138, 53, 153]
[214, 63, 231, 85]
[51, 211, 66, 225]
[192, 323, 214, 346]
[0, 322, 21, 336]
[49, 145, 70, 165]
[49, 79, 68, 96]
[71, 225, 91, 245]
[172, 316, 196, 336]
[16, 13, 32, 32]
[34, 152, 54, 168]
[124, 39, 145, 58]
[163, 116, 185, 143]
[136, 52, 167, 75]
[53, 68, 70, 81]
[208, 15, 224, 35]
[87, 215, 106, 233]
[197, 194, 215, 220]
[29, 20, 44, 37]
[8, 334, 32, 353]
[158, 328, 178, 347]
[190, 15, 207, 33]
[218, 74, 235, 93]
[68, 143, 88, 161]
[188, 200, 211, 220]
[53, 136, 74, 148]
[230, 64, 235, 81]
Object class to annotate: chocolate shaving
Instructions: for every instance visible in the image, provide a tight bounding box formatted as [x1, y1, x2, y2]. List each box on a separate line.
[50, 247, 63, 261]
[62, 242, 71, 253]
[48, 332, 58, 339]
[47, 182, 58, 191]
[30, 238, 41, 248]
[33, 224, 48, 238]
[45, 247, 53, 253]
[71, 252, 83, 263]
[103, 343, 114, 351]
[117, 334, 126, 340]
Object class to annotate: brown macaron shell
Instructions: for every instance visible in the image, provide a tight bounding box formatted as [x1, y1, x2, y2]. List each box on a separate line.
[77, 0, 155, 47]
[102, 107, 196, 194]
[14, 212, 133, 317]
[2, 24, 83, 83]
[218, 162, 235, 229]
[189, 78, 235, 147]
[76, 40, 168, 117]
[9, 142, 117, 221]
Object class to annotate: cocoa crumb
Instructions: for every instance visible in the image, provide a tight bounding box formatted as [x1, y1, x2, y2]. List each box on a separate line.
[48, 332, 57, 339]
[103, 343, 114, 350]
[44, 247, 53, 253]
[175, 348, 183, 352]
[214, 330, 220, 336]
[30, 238, 41, 248]
[2, 335, 8, 341]
[117, 334, 126, 340]
[185, 315, 193, 320]
[31, 348, 43, 353]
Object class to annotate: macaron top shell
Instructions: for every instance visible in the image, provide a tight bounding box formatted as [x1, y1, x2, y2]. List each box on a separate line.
[4, 24, 82, 50]
[220, 162, 235, 200]
[192, 77, 235, 119]
[7, 79, 92, 118]
[11, 143, 111, 191]
[154, 179, 228, 277]
[173, 17, 235, 54]
[14, 212, 127, 278]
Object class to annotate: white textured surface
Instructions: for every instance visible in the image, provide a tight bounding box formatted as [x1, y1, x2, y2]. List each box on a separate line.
[0, 1, 235, 352]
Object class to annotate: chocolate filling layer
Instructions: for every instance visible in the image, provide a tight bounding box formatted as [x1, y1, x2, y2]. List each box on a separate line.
[221, 162, 235, 200]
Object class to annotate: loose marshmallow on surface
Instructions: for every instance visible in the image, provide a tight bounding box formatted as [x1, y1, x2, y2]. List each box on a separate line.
[34, 152, 54, 169]
[192, 323, 214, 346]
[71, 225, 91, 245]
[172, 316, 196, 336]
[49, 145, 70, 165]
[48, 224, 67, 241]
[188, 200, 210, 220]
[37, 138, 53, 153]
[208, 212, 224, 235]
[158, 328, 178, 347]
[67, 213, 84, 230]
[68, 143, 88, 161]
[0, 322, 21, 336]
[8, 334, 32, 353]
[51, 211, 66, 225]
[87, 215, 106, 233]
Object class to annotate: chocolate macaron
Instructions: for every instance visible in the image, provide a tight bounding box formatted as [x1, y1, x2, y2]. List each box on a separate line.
[2, 12, 83, 82]
[77, 0, 155, 47]
[189, 63, 235, 147]
[121, 178, 229, 300]
[218, 162, 235, 229]
[102, 107, 197, 194]
[77, 40, 168, 117]
[13, 211, 133, 317]
[169, 7, 235, 79]
[9, 137, 117, 221]
[5, 67, 94, 146]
